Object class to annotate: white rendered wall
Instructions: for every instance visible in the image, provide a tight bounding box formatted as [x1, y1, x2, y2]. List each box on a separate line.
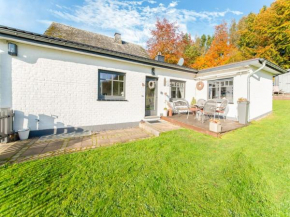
[0, 39, 195, 131]
[0, 41, 13, 108]
[249, 68, 273, 120]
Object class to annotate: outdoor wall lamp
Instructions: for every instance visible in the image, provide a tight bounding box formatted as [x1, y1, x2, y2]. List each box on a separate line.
[8, 43, 18, 56]
[151, 67, 155, 76]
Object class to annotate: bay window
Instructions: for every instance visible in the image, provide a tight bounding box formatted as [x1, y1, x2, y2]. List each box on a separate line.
[98, 70, 125, 100]
[208, 78, 233, 103]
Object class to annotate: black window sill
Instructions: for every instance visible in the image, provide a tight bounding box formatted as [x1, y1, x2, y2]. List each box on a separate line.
[97, 99, 128, 102]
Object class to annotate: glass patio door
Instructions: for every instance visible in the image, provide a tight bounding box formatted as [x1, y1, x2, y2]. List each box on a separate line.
[145, 77, 158, 116]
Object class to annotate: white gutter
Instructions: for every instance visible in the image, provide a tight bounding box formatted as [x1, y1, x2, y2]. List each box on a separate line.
[247, 60, 267, 121]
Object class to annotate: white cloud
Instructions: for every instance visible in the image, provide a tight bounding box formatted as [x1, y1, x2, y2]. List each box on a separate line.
[49, 0, 243, 47]
[231, 10, 243, 15]
[169, 1, 178, 8]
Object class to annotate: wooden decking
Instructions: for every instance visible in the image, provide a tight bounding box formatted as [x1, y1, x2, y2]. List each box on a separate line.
[162, 115, 246, 137]
[273, 95, 290, 100]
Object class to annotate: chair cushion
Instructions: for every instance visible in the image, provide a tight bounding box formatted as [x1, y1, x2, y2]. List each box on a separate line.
[216, 110, 224, 113]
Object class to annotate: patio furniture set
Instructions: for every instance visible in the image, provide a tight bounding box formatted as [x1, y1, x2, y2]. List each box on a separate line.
[167, 98, 228, 123]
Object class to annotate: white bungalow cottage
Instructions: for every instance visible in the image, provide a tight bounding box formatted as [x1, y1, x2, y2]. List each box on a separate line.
[0, 23, 287, 137]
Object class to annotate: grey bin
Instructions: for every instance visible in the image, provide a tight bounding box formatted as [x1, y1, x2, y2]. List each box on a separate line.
[237, 101, 250, 125]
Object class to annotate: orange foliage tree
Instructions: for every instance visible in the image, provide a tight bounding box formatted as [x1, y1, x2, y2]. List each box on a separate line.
[192, 22, 238, 70]
[147, 18, 192, 65]
[238, 0, 290, 68]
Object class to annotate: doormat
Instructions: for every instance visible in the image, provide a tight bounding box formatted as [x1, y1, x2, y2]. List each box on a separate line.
[147, 121, 162, 124]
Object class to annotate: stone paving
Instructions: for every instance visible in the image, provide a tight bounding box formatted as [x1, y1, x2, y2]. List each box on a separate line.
[0, 127, 152, 165]
[146, 120, 180, 133]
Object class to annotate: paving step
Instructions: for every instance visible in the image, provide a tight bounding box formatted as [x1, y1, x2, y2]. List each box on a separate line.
[142, 116, 160, 122]
[139, 121, 160, 137]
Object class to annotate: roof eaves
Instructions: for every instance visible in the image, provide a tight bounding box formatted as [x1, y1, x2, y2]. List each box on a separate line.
[198, 59, 258, 74]
[198, 58, 287, 74]
[0, 25, 198, 74]
[258, 58, 288, 74]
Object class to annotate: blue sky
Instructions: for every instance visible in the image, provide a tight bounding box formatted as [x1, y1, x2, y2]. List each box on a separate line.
[0, 0, 275, 47]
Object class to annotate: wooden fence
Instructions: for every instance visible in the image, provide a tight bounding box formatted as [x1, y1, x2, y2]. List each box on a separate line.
[0, 108, 14, 143]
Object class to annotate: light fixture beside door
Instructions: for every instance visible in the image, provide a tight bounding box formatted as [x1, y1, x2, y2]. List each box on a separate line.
[8, 43, 17, 56]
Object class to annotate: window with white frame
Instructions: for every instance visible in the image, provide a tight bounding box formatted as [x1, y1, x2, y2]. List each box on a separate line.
[170, 80, 185, 99]
[98, 70, 125, 100]
[208, 78, 233, 103]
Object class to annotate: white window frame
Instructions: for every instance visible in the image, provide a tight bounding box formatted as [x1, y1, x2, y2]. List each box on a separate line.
[170, 80, 186, 100]
[208, 78, 234, 103]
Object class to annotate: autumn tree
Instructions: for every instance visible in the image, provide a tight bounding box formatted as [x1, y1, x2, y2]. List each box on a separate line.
[238, 0, 290, 68]
[180, 33, 195, 66]
[147, 18, 184, 64]
[192, 22, 237, 69]
[229, 19, 239, 47]
[182, 35, 214, 66]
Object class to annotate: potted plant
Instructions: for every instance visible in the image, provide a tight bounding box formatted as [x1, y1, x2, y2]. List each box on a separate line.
[190, 97, 197, 108]
[237, 98, 250, 124]
[209, 119, 222, 133]
[163, 107, 168, 117]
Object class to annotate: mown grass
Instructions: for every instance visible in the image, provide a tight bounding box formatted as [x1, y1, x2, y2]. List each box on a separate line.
[1, 101, 290, 216]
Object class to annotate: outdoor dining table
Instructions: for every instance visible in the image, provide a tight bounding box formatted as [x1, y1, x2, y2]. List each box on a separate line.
[191, 106, 204, 120]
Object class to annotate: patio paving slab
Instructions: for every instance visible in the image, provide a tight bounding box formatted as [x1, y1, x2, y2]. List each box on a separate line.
[98, 139, 110, 146]
[21, 143, 48, 157]
[0, 127, 154, 165]
[39, 130, 92, 141]
[81, 137, 93, 148]
[42, 141, 64, 153]
[67, 138, 82, 149]
[0, 141, 29, 161]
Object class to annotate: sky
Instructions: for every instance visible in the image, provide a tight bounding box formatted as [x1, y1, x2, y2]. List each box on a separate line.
[0, 0, 275, 47]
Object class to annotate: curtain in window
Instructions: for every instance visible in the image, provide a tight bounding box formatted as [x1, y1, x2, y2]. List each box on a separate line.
[170, 80, 185, 99]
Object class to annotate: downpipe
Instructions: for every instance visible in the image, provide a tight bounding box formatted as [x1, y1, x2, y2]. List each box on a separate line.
[247, 60, 267, 121]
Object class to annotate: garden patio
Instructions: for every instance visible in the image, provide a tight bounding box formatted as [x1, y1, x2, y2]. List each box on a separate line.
[162, 114, 245, 137]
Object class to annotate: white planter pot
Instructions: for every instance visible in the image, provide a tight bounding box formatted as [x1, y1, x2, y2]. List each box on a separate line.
[163, 110, 168, 117]
[18, 129, 30, 140]
[209, 122, 222, 133]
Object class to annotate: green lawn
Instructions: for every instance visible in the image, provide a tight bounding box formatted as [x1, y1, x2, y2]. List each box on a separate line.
[1, 101, 290, 216]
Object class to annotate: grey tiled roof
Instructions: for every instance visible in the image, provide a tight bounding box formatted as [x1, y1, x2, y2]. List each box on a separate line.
[0, 25, 197, 73]
[44, 23, 149, 58]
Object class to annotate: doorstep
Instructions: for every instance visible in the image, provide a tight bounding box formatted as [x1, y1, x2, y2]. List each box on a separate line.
[140, 119, 180, 136]
[143, 116, 160, 122]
